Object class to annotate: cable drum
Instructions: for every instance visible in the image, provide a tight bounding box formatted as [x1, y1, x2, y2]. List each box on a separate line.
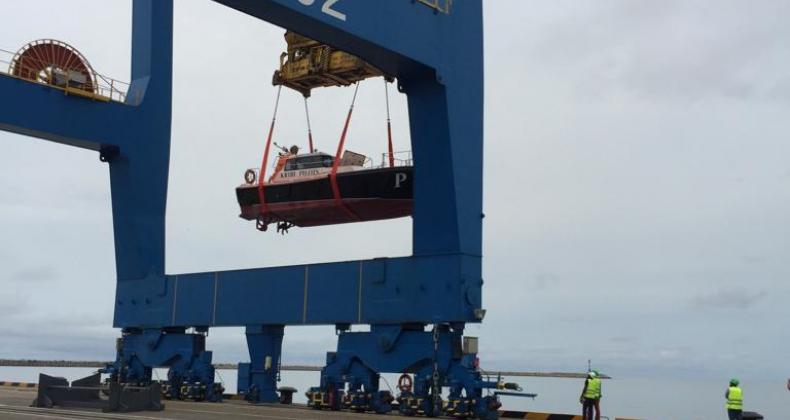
[10, 39, 97, 94]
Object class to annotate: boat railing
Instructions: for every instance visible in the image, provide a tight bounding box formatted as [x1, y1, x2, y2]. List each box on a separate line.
[360, 156, 375, 168]
[241, 150, 413, 184]
[379, 151, 413, 168]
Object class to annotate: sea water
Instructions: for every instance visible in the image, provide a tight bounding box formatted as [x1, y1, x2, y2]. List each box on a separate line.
[1, 367, 786, 420]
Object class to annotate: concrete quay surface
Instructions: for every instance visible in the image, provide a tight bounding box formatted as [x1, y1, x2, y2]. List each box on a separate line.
[0, 387, 393, 420]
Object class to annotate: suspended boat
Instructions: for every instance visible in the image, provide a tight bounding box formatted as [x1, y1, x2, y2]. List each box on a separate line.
[239, 42, 404, 233]
[236, 146, 413, 232]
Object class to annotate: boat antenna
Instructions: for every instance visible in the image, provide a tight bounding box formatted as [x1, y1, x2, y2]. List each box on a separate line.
[384, 79, 395, 167]
[272, 141, 289, 154]
[304, 96, 315, 153]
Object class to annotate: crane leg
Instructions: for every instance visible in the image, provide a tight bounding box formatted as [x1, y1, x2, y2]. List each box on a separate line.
[101, 328, 223, 402]
[237, 325, 285, 403]
[307, 324, 501, 418]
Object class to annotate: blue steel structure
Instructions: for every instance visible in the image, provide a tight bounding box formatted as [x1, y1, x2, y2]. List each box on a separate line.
[0, 0, 497, 416]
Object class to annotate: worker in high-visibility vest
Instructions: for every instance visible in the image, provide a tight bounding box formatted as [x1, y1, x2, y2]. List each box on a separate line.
[725, 378, 743, 420]
[580, 370, 602, 420]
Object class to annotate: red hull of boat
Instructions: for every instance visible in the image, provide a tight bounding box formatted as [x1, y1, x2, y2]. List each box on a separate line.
[240, 198, 412, 227]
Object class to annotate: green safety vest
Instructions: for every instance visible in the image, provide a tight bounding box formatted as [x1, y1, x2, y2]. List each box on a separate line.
[726, 386, 743, 410]
[584, 378, 602, 399]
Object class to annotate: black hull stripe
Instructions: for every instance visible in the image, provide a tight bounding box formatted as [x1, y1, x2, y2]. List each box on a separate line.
[237, 167, 413, 206]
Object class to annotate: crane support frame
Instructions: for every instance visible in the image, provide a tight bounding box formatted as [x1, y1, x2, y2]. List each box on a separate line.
[0, 0, 488, 414]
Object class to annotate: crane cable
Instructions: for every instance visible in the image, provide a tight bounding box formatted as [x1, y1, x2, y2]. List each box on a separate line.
[384, 79, 395, 168]
[329, 82, 362, 220]
[256, 85, 283, 216]
[304, 96, 315, 153]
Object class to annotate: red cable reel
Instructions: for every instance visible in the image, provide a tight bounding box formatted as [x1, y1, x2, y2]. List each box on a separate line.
[10, 39, 97, 94]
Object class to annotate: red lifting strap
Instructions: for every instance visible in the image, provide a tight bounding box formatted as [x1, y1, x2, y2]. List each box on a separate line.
[257, 85, 283, 215]
[330, 83, 361, 220]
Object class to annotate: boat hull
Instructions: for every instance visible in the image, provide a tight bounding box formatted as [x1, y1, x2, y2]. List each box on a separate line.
[236, 166, 413, 227]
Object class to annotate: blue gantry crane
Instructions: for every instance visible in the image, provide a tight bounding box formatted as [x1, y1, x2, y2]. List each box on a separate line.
[0, 0, 510, 417]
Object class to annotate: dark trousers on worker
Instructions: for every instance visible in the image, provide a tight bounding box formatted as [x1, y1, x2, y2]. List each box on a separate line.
[727, 409, 742, 420]
[582, 398, 600, 420]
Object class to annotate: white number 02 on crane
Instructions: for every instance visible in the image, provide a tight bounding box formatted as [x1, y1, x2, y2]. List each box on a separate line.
[297, 0, 346, 22]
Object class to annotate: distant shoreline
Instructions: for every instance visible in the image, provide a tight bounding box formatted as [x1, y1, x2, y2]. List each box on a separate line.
[0, 359, 319, 371]
[0, 359, 608, 379]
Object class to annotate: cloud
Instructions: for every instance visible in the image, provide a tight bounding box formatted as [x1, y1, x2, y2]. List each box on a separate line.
[10, 266, 58, 283]
[0, 0, 789, 385]
[741, 255, 766, 264]
[0, 312, 116, 360]
[0, 293, 29, 315]
[532, 272, 560, 292]
[691, 288, 768, 310]
[609, 336, 639, 344]
[519, 1, 790, 104]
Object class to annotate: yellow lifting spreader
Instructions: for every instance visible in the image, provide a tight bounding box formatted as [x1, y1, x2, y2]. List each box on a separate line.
[272, 31, 391, 97]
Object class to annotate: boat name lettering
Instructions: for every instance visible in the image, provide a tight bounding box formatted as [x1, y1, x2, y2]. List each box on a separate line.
[395, 172, 407, 188]
[280, 169, 321, 178]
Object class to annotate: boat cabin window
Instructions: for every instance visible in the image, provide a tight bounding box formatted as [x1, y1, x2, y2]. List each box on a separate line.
[284, 154, 334, 171]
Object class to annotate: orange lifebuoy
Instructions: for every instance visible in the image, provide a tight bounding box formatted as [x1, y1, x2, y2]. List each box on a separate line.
[398, 373, 413, 393]
[244, 169, 256, 184]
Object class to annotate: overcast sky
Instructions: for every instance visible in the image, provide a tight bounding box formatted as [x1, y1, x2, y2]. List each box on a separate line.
[0, 1, 788, 383]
